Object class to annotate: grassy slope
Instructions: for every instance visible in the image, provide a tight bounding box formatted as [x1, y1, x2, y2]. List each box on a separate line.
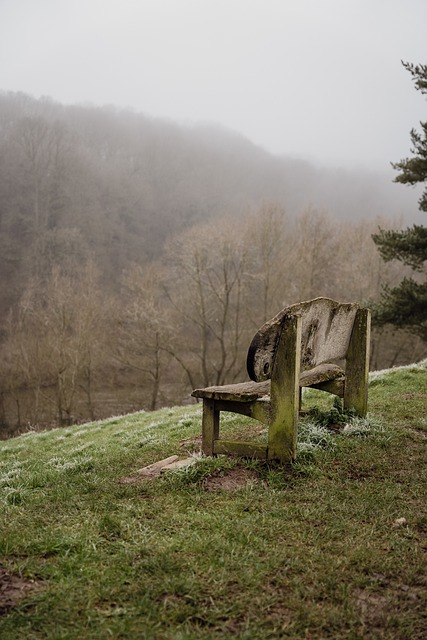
[0, 363, 426, 640]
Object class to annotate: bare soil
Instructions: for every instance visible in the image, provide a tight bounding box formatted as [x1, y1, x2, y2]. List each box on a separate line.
[202, 468, 259, 492]
[0, 567, 44, 615]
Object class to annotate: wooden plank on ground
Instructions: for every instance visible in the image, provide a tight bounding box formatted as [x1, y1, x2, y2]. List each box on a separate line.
[160, 457, 197, 472]
[137, 455, 179, 477]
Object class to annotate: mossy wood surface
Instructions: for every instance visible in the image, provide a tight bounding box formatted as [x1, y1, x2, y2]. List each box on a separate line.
[201, 399, 219, 457]
[268, 314, 301, 461]
[344, 308, 371, 416]
[192, 297, 370, 462]
[213, 440, 268, 458]
[192, 364, 344, 402]
[247, 297, 358, 382]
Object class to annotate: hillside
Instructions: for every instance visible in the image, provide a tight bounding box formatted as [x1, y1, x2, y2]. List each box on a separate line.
[0, 362, 426, 639]
[2, 91, 426, 435]
[0, 90, 421, 313]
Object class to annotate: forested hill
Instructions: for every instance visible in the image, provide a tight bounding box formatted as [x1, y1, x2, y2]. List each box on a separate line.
[2, 91, 426, 434]
[0, 90, 418, 312]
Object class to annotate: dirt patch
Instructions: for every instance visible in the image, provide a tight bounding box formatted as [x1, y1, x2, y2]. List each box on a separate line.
[401, 393, 427, 400]
[202, 468, 259, 492]
[353, 581, 426, 633]
[0, 567, 44, 615]
[354, 588, 388, 624]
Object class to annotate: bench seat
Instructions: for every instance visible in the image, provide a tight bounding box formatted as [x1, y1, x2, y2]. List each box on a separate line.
[192, 363, 345, 401]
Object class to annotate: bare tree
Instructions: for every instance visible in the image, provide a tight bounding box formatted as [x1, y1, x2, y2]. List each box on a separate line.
[289, 207, 342, 300]
[243, 202, 291, 324]
[116, 263, 173, 410]
[164, 217, 251, 388]
[1, 262, 106, 427]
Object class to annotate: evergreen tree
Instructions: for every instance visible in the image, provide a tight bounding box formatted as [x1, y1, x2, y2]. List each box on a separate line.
[372, 62, 427, 341]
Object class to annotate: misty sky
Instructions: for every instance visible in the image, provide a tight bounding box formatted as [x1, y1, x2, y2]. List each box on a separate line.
[0, 0, 426, 169]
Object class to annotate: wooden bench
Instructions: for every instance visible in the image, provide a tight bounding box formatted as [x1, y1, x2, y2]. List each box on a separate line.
[191, 297, 371, 462]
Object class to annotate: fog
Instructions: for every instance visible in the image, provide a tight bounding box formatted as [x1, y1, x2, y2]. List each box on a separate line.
[0, 0, 426, 171]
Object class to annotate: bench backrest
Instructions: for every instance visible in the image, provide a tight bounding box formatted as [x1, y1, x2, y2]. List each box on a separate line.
[246, 297, 359, 382]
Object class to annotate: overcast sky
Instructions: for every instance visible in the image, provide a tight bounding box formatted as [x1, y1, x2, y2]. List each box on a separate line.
[0, 0, 426, 169]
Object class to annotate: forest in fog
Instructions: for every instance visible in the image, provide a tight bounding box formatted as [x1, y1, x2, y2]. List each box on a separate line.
[0, 91, 425, 437]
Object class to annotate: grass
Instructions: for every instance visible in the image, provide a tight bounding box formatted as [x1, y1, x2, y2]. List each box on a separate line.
[0, 362, 426, 639]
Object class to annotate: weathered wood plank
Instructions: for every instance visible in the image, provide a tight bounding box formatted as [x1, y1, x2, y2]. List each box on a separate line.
[137, 455, 179, 477]
[202, 399, 219, 456]
[160, 457, 197, 472]
[310, 377, 345, 396]
[193, 363, 344, 401]
[299, 363, 344, 387]
[214, 399, 271, 425]
[344, 308, 371, 416]
[268, 313, 301, 462]
[247, 297, 358, 382]
[192, 380, 270, 401]
[213, 440, 268, 459]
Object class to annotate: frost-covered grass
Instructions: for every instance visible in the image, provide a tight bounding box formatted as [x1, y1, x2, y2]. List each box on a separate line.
[0, 363, 426, 639]
[369, 357, 427, 383]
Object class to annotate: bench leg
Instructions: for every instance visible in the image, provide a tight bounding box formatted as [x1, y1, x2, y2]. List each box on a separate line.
[344, 308, 371, 417]
[268, 314, 302, 462]
[202, 399, 219, 456]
